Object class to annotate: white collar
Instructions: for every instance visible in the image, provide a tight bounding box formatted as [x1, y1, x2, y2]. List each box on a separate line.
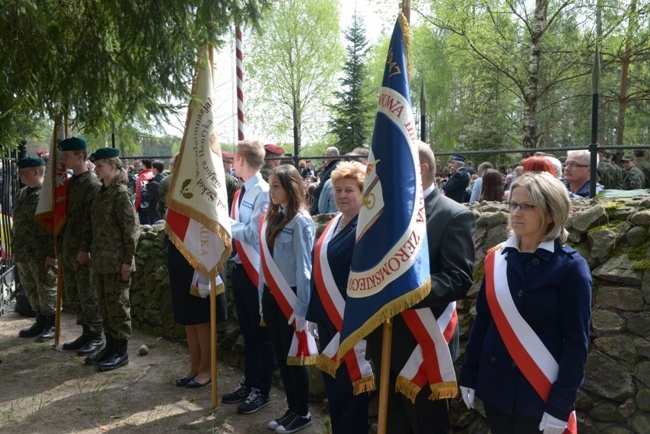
[423, 184, 435, 199]
[501, 234, 555, 254]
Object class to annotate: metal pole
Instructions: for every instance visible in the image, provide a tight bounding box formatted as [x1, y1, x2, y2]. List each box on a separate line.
[589, 41, 600, 198]
[420, 76, 426, 142]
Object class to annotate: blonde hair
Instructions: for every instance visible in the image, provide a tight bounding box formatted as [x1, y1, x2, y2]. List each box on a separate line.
[509, 171, 571, 243]
[104, 157, 128, 188]
[236, 140, 265, 170]
[330, 161, 366, 192]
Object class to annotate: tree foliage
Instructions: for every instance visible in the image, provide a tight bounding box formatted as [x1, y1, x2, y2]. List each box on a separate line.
[0, 0, 271, 152]
[246, 0, 344, 155]
[328, 11, 375, 154]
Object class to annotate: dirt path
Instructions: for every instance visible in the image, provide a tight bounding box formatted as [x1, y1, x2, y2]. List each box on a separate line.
[0, 305, 330, 433]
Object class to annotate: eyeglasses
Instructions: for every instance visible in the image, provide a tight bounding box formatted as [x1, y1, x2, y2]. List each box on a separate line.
[507, 202, 536, 212]
[563, 163, 589, 169]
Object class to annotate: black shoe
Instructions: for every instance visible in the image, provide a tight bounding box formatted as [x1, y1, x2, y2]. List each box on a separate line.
[175, 377, 195, 387]
[267, 410, 295, 430]
[187, 378, 211, 388]
[275, 412, 312, 434]
[221, 381, 251, 403]
[19, 313, 46, 338]
[77, 333, 103, 355]
[237, 388, 270, 414]
[84, 336, 113, 365]
[97, 340, 128, 372]
[36, 316, 55, 341]
[63, 325, 90, 351]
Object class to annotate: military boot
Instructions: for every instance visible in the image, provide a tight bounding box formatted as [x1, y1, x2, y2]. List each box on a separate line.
[77, 332, 103, 356]
[37, 315, 55, 341]
[62, 325, 90, 351]
[19, 312, 46, 338]
[84, 335, 113, 366]
[97, 340, 129, 372]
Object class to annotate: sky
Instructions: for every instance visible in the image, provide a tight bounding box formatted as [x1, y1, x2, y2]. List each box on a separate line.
[161, 0, 412, 149]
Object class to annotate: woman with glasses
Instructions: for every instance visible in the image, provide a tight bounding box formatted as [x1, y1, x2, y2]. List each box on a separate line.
[459, 172, 591, 434]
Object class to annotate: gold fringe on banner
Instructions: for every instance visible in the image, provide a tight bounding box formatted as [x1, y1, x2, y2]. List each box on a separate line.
[396, 375, 422, 404]
[353, 376, 376, 395]
[287, 355, 318, 366]
[398, 13, 412, 83]
[336, 278, 431, 364]
[316, 354, 339, 378]
[190, 282, 225, 298]
[429, 381, 459, 401]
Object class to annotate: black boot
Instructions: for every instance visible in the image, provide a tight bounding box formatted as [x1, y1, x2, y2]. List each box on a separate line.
[19, 312, 46, 338]
[37, 315, 55, 341]
[84, 335, 113, 365]
[97, 340, 129, 372]
[77, 332, 103, 356]
[63, 325, 90, 351]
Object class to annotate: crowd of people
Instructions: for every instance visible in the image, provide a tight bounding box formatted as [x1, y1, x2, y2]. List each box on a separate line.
[11, 137, 599, 434]
[437, 149, 650, 206]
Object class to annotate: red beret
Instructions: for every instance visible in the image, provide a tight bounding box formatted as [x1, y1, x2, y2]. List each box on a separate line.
[222, 151, 234, 161]
[264, 144, 285, 155]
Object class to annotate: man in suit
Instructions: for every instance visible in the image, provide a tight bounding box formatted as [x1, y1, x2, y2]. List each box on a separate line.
[442, 155, 470, 203]
[367, 141, 476, 434]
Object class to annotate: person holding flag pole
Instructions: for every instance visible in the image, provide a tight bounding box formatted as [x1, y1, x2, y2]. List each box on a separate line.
[165, 46, 232, 409]
[34, 121, 72, 347]
[335, 2, 476, 433]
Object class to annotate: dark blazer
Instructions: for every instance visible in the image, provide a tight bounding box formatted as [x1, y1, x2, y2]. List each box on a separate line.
[443, 167, 470, 203]
[460, 240, 591, 422]
[367, 186, 476, 370]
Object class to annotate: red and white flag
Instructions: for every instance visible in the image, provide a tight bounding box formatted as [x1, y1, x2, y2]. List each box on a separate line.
[165, 49, 232, 285]
[35, 122, 68, 235]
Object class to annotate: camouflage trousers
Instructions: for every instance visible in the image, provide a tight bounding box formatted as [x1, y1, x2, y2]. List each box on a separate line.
[95, 272, 132, 341]
[61, 253, 101, 333]
[16, 262, 57, 316]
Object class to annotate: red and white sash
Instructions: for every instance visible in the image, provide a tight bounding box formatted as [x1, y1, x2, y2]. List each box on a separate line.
[485, 247, 577, 433]
[259, 214, 318, 366]
[313, 214, 375, 395]
[397, 303, 458, 402]
[232, 189, 261, 287]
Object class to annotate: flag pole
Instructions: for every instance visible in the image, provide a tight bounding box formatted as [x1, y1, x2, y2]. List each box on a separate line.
[236, 26, 245, 141]
[206, 45, 219, 411]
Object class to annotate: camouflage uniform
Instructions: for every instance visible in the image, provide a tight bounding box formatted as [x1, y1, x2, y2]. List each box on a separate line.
[91, 184, 139, 341]
[59, 171, 102, 333]
[597, 160, 624, 190]
[260, 164, 272, 182]
[156, 173, 171, 218]
[623, 165, 646, 190]
[13, 185, 57, 316]
[634, 157, 650, 187]
[225, 172, 242, 213]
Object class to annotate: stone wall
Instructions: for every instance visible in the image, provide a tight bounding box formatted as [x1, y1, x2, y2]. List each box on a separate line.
[130, 198, 650, 433]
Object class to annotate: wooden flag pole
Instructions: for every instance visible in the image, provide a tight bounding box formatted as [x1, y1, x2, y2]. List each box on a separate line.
[378, 318, 393, 434]
[54, 237, 62, 347]
[210, 275, 218, 411]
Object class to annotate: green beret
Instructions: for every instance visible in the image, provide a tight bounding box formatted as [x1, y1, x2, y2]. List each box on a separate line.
[89, 147, 120, 162]
[58, 137, 87, 151]
[17, 157, 46, 168]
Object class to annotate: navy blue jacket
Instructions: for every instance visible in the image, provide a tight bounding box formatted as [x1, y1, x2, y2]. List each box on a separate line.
[460, 239, 592, 421]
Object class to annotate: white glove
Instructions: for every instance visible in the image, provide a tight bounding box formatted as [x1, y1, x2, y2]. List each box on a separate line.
[288, 313, 307, 332]
[539, 412, 567, 434]
[307, 322, 319, 339]
[459, 386, 475, 409]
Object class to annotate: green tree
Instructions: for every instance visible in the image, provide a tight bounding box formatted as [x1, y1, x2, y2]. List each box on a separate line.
[0, 0, 270, 153]
[328, 11, 374, 154]
[246, 0, 344, 156]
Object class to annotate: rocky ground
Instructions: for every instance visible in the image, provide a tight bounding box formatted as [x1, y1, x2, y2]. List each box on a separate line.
[0, 305, 331, 434]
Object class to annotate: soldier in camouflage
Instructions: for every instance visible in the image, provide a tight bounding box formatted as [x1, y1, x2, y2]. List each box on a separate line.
[58, 137, 104, 355]
[13, 157, 58, 341]
[597, 150, 624, 190]
[633, 149, 650, 187]
[622, 155, 646, 190]
[223, 152, 242, 212]
[156, 153, 177, 219]
[83, 148, 139, 372]
[259, 144, 284, 182]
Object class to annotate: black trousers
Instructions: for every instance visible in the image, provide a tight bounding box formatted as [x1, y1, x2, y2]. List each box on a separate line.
[484, 403, 542, 434]
[262, 286, 309, 416]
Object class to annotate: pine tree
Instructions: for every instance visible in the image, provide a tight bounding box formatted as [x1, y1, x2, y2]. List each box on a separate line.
[328, 11, 374, 154]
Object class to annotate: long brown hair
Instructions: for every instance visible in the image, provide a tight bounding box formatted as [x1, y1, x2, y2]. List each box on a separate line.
[480, 169, 505, 202]
[266, 164, 307, 247]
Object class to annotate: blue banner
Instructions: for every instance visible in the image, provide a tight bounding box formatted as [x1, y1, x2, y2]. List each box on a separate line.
[337, 15, 431, 360]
